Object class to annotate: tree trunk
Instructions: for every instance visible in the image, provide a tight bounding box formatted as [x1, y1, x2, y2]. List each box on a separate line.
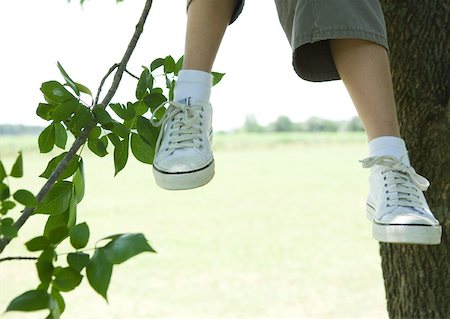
[378, 1, 450, 318]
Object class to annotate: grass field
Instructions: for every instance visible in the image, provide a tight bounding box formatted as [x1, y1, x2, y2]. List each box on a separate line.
[0, 132, 388, 319]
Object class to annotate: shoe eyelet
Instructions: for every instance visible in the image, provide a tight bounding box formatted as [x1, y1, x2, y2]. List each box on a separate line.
[386, 204, 390, 207]
[383, 176, 386, 180]
[384, 184, 387, 187]
[165, 148, 169, 151]
[387, 197, 390, 200]
[385, 190, 388, 194]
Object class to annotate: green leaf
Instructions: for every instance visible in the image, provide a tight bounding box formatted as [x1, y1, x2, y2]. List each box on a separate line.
[43, 212, 69, 238]
[68, 105, 92, 135]
[0, 182, 10, 200]
[107, 133, 121, 148]
[93, 107, 113, 125]
[136, 69, 152, 100]
[164, 55, 176, 74]
[103, 233, 155, 265]
[41, 81, 76, 104]
[54, 123, 67, 149]
[57, 61, 80, 96]
[13, 189, 37, 207]
[150, 58, 165, 71]
[131, 133, 153, 164]
[113, 138, 129, 176]
[165, 75, 172, 90]
[134, 100, 149, 116]
[48, 225, 69, 244]
[175, 56, 184, 76]
[6, 290, 50, 312]
[143, 92, 167, 115]
[49, 288, 65, 319]
[25, 236, 51, 252]
[74, 82, 92, 97]
[38, 124, 55, 153]
[212, 72, 225, 86]
[86, 248, 113, 300]
[52, 99, 79, 122]
[73, 160, 85, 203]
[53, 267, 83, 292]
[67, 252, 90, 272]
[104, 121, 130, 138]
[136, 116, 158, 146]
[35, 181, 73, 215]
[39, 153, 81, 181]
[0, 218, 17, 238]
[70, 222, 89, 249]
[67, 185, 77, 228]
[36, 248, 55, 285]
[88, 126, 101, 140]
[0, 162, 6, 182]
[10, 151, 23, 178]
[88, 138, 108, 157]
[110, 103, 135, 121]
[36, 103, 55, 121]
[1, 200, 15, 210]
[169, 79, 176, 101]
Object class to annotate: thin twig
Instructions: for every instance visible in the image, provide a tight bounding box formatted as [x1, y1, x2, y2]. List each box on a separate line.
[0, 256, 38, 263]
[0, 0, 154, 255]
[95, 63, 119, 105]
[125, 69, 140, 80]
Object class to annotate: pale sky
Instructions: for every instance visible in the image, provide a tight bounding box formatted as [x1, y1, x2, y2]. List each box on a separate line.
[0, 0, 357, 131]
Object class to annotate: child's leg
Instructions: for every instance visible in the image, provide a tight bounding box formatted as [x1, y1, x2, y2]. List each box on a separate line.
[273, 0, 441, 244]
[183, 0, 240, 72]
[329, 39, 401, 141]
[329, 38, 441, 245]
[152, 0, 242, 190]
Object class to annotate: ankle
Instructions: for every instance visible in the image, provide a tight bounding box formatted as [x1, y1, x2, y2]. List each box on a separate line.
[174, 69, 213, 103]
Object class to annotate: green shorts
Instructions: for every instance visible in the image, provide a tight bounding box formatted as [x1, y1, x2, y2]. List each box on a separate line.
[274, 0, 389, 82]
[187, 0, 388, 82]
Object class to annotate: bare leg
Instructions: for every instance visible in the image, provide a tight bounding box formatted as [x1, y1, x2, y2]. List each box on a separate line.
[183, 0, 240, 72]
[329, 39, 401, 141]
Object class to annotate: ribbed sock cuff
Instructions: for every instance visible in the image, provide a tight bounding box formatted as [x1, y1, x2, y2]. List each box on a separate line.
[368, 136, 410, 166]
[174, 70, 213, 103]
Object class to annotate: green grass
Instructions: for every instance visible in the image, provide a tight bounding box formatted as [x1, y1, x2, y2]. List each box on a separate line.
[0, 132, 387, 319]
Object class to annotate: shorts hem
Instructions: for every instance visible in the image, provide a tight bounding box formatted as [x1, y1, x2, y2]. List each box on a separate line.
[292, 28, 389, 82]
[294, 28, 389, 53]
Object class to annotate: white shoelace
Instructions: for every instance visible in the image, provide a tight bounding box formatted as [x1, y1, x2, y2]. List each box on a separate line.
[150, 100, 205, 153]
[360, 156, 430, 211]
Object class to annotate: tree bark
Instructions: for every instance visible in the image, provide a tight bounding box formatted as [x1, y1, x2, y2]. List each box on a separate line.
[378, 1, 450, 318]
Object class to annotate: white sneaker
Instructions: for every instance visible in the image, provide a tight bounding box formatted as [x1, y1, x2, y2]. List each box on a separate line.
[150, 98, 214, 190]
[361, 155, 442, 245]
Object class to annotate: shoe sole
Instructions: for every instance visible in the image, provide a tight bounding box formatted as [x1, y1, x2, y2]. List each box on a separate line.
[153, 161, 215, 190]
[366, 204, 442, 245]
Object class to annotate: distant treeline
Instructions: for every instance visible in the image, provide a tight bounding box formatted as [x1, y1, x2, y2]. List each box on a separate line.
[241, 115, 364, 132]
[0, 115, 364, 136]
[0, 124, 43, 135]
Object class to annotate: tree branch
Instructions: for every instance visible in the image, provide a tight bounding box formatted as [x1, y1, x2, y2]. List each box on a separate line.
[0, 0, 154, 254]
[0, 256, 38, 263]
[125, 69, 140, 80]
[95, 63, 119, 105]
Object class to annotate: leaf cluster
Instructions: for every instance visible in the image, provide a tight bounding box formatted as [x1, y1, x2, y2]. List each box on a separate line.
[2, 55, 225, 318]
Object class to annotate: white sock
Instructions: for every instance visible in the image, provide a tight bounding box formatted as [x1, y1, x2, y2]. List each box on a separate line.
[174, 70, 213, 103]
[368, 136, 410, 166]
